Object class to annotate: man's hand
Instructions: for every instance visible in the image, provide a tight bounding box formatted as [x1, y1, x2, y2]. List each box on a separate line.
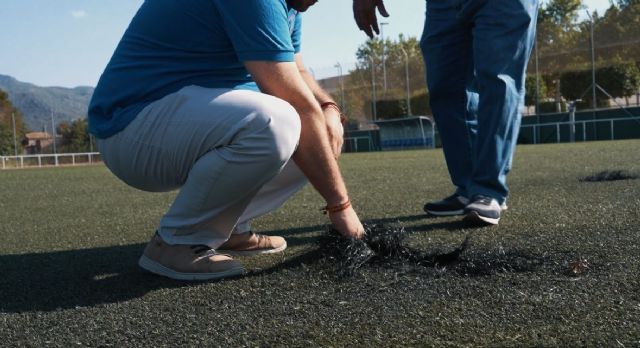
[353, 0, 390, 38]
[324, 107, 344, 158]
[329, 206, 365, 239]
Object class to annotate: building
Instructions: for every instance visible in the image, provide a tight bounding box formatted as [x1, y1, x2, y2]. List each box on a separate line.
[22, 132, 56, 154]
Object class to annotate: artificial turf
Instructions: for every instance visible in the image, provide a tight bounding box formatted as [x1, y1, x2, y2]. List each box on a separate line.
[1, 140, 639, 347]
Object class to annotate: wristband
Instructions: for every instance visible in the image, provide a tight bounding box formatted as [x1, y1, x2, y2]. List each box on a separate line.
[322, 200, 351, 214]
[320, 102, 347, 125]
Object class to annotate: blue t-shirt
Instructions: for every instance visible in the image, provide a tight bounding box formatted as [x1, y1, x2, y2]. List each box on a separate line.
[88, 0, 302, 138]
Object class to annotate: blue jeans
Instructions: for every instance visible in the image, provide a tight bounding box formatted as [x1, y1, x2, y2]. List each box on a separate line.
[420, 0, 539, 204]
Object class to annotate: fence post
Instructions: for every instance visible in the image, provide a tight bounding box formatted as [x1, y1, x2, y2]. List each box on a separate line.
[610, 120, 614, 140]
[38, 155, 42, 167]
[556, 124, 560, 143]
[72, 154, 75, 165]
[1, 157, 4, 170]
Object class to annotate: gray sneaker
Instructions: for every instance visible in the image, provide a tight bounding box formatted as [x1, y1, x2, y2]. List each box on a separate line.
[464, 195, 502, 225]
[424, 194, 470, 216]
[138, 232, 245, 281]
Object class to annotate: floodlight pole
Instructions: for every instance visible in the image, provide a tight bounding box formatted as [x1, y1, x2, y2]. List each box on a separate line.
[586, 11, 596, 117]
[534, 38, 540, 115]
[568, 101, 577, 142]
[51, 110, 58, 165]
[380, 22, 389, 92]
[401, 47, 412, 116]
[11, 112, 18, 157]
[334, 62, 345, 112]
[370, 56, 377, 121]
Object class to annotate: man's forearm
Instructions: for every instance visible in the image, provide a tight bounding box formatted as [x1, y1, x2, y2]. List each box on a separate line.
[291, 104, 349, 206]
[244, 61, 349, 206]
[295, 54, 335, 105]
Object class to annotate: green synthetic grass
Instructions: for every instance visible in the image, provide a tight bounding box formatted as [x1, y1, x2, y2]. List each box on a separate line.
[1, 140, 639, 347]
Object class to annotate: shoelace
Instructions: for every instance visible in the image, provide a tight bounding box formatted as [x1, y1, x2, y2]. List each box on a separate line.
[154, 231, 219, 258]
[473, 195, 493, 205]
[190, 245, 217, 258]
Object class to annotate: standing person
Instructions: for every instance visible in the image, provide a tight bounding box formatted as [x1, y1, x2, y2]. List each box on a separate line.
[89, 0, 364, 281]
[353, 0, 539, 225]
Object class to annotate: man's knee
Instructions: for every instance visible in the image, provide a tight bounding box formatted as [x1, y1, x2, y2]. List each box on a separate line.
[249, 96, 301, 164]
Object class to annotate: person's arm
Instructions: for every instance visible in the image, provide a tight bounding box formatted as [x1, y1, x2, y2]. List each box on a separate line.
[294, 54, 344, 158]
[244, 60, 364, 239]
[353, 0, 390, 38]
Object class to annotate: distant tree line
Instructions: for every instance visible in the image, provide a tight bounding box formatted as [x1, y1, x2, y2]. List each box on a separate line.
[0, 88, 92, 155]
[527, 0, 640, 111]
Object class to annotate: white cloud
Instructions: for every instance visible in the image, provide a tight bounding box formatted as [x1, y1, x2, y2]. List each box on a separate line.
[71, 10, 87, 19]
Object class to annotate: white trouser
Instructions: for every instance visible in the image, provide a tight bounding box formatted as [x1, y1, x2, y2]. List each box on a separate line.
[97, 86, 307, 248]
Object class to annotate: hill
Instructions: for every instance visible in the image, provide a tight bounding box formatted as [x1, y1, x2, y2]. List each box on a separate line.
[0, 74, 93, 132]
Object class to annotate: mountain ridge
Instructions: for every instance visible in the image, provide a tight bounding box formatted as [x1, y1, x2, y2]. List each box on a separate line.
[0, 74, 94, 132]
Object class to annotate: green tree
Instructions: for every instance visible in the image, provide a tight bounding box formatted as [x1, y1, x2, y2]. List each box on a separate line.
[534, 0, 586, 75]
[525, 74, 549, 108]
[598, 61, 640, 103]
[345, 35, 427, 120]
[0, 89, 26, 155]
[57, 118, 91, 153]
[542, 0, 583, 31]
[595, 0, 640, 63]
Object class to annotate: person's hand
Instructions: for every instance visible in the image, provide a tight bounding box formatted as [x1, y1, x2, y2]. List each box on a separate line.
[323, 107, 344, 158]
[329, 206, 365, 239]
[353, 0, 390, 38]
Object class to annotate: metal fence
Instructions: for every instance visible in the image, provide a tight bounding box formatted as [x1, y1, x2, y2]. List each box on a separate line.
[519, 116, 640, 144]
[1, 152, 102, 170]
[343, 136, 375, 153]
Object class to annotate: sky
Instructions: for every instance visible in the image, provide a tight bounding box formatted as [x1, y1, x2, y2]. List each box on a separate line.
[0, 0, 611, 88]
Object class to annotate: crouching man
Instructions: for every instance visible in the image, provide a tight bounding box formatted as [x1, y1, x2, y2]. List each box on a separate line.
[88, 0, 364, 281]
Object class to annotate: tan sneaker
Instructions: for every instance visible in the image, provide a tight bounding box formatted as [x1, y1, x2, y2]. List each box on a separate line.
[217, 231, 287, 256]
[138, 233, 245, 281]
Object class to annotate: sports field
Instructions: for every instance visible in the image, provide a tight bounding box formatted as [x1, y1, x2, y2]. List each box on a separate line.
[1, 140, 639, 346]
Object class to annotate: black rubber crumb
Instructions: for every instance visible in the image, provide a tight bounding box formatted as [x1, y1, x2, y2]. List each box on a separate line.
[319, 223, 469, 278]
[318, 223, 566, 279]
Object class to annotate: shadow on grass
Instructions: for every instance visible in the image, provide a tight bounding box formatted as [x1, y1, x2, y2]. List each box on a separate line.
[0, 243, 187, 314]
[0, 214, 543, 314]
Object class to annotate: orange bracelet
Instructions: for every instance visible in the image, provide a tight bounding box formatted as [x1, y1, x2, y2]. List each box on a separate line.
[322, 200, 351, 214]
[320, 102, 347, 125]
[320, 101, 340, 112]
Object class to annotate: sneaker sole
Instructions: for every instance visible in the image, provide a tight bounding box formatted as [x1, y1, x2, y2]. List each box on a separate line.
[217, 241, 287, 257]
[138, 255, 245, 281]
[464, 211, 500, 225]
[424, 208, 466, 216]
